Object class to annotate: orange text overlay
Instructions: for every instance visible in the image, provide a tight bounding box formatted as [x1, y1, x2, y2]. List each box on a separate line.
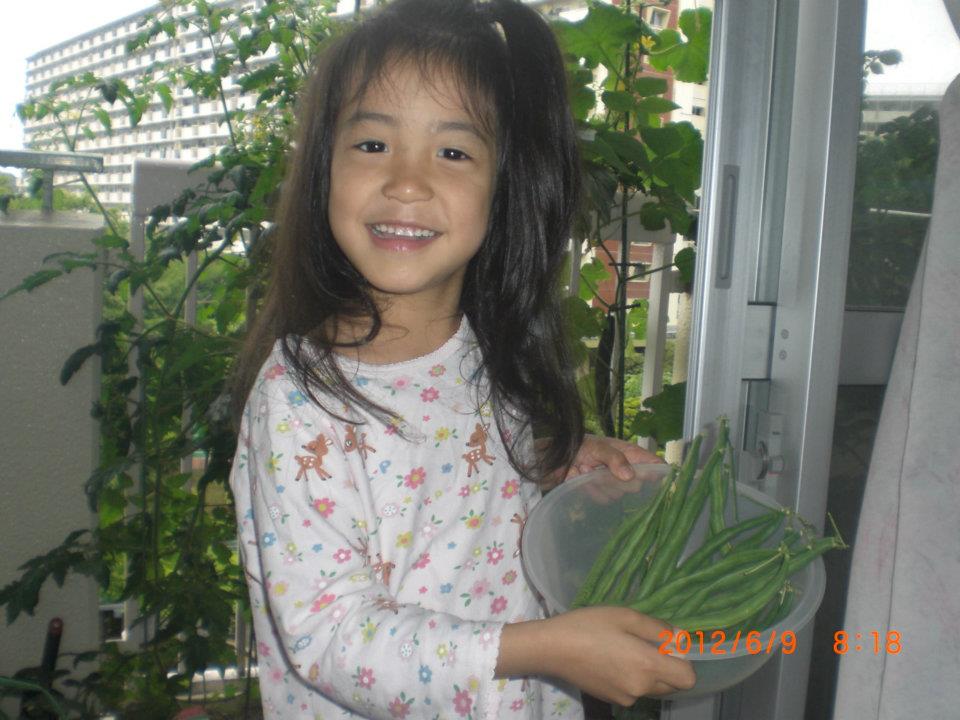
[657, 629, 797, 656]
[833, 630, 902, 655]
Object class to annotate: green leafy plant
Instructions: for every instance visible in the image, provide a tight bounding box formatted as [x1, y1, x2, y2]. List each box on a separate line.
[552, 2, 709, 444]
[5, 1, 338, 716]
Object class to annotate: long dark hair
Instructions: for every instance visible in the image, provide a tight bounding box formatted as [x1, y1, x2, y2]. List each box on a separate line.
[233, 0, 584, 483]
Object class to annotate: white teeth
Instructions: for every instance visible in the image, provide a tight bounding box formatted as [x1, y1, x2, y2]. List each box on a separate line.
[372, 224, 437, 238]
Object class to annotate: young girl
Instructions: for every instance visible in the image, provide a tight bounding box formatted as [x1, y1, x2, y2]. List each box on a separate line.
[229, 0, 696, 716]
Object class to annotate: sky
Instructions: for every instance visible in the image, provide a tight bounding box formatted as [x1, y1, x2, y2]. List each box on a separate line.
[1, 0, 959, 154]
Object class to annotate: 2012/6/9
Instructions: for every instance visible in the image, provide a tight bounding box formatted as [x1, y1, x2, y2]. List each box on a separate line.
[658, 629, 798, 656]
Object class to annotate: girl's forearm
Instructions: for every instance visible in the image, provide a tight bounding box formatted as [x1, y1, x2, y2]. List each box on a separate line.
[494, 618, 556, 678]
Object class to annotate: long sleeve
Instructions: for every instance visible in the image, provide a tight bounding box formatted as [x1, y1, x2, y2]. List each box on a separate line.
[235, 370, 504, 719]
[231, 326, 583, 719]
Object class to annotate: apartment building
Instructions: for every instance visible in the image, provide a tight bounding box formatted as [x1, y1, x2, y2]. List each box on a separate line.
[861, 83, 942, 133]
[24, 1, 261, 206]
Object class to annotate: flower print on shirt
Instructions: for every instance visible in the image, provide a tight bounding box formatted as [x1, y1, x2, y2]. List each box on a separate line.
[490, 595, 508, 615]
[420, 386, 440, 403]
[281, 541, 303, 564]
[384, 376, 414, 395]
[267, 503, 289, 525]
[465, 478, 489, 497]
[287, 389, 306, 406]
[266, 452, 283, 473]
[461, 509, 485, 531]
[360, 618, 379, 643]
[435, 641, 457, 667]
[452, 685, 474, 718]
[428, 363, 446, 377]
[276, 414, 310, 434]
[311, 594, 336, 613]
[486, 541, 505, 566]
[501, 478, 520, 499]
[389, 693, 415, 718]
[460, 578, 492, 607]
[418, 664, 432, 684]
[418, 515, 443, 540]
[353, 666, 376, 690]
[264, 363, 286, 380]
[312, 496, 335, 518]
[398, 466, 426, 490]
[433, 425, 459, 447]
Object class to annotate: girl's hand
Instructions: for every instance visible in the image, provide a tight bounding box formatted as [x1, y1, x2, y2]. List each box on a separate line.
[565, 434, 663, 481]
[496, 606, 696, 705]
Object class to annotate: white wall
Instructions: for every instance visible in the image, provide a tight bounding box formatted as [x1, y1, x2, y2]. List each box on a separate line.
[0, 210, 102, 711]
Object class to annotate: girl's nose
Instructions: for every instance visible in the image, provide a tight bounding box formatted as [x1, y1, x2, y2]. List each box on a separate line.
[382, 154, 433, 203]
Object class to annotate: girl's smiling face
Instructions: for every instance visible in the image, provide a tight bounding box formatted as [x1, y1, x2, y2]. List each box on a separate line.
[328, 62, 497, 310]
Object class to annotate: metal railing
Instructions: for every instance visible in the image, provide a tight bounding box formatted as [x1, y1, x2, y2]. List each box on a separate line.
[0, 149, 103, 214]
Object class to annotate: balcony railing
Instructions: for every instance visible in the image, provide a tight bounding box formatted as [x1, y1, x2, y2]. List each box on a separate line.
[0, 149, 103, 213]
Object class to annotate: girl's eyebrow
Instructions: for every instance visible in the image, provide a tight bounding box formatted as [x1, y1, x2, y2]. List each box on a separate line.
[346, 109, 485, 140]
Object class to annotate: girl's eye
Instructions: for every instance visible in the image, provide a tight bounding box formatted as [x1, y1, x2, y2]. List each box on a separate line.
[355, 140, 386, 153]
[439, 148, 471, 161]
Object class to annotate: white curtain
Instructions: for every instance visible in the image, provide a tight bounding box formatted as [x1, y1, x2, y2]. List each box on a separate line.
[833, 3, 960, 715]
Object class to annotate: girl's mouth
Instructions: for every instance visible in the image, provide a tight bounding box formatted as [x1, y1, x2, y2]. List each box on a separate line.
[369, 223, 438, 239]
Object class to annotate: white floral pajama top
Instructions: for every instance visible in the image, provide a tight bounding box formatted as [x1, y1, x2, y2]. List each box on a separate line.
[230, 317, 584, 719]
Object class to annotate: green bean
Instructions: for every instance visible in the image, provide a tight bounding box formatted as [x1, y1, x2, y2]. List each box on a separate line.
[570, 494, 657, 608]
[671, 551, 783, 618]
[578, 472, 673, 606]
[764, 584, 797, 627]
[786, 536, 843, 576]
[630, 547, 777, 614]
[724, 443, 739, 523]
[636, 427, 729, 598]
[728, 582, 795, 635]
[674, 509, 784, 578]
[728, 509, 787, 553]
[722, 593, 780, 636]
[708, 440, 730, 537]
[605, 509, 662, 602]
[666, 552, 791, 632]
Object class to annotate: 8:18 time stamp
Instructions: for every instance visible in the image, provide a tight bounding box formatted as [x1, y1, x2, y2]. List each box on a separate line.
[833, 630, 902, 655]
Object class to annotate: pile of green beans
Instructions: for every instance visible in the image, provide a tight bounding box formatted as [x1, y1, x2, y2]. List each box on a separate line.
[571, 418, 845, 634]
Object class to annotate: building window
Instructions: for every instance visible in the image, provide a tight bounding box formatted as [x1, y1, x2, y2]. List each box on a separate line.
[648, 8, 668, 28]
[691, 105, 705, 117]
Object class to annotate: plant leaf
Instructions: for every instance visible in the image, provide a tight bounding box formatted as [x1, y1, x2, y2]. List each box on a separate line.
[60, 343, 100, 385]
[630, 382, 686, 444]
[1, 269, 62, 300]
[647, 8, 712, 83]
[674, 247, 696, 288]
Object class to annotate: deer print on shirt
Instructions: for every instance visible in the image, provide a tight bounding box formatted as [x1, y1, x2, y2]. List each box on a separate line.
[343, 425, 376, 461]
[462, 423, 496, 477]
[294, 433, 333, 481]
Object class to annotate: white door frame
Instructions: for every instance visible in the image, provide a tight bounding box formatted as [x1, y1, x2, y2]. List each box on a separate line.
[667, 1, 866, 718]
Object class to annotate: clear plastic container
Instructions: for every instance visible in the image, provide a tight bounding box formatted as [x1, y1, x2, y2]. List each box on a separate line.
[521, 464, 826, 700]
